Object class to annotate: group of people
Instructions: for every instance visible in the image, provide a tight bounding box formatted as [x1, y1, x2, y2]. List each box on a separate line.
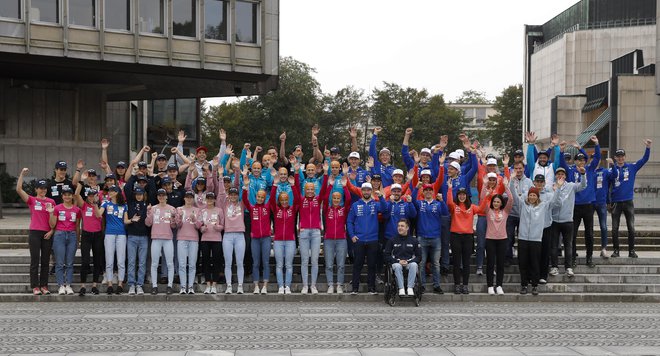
[18, 125, 652, 297]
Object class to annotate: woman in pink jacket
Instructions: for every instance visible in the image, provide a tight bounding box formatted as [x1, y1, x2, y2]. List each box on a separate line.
[323, 175, 351, 294]
[176, 191, 200, 294]
[217, 169, 246, 295]
[199, 191, 224, 294]
[481, 176, 513, 295]
[145, 189, 178, 295]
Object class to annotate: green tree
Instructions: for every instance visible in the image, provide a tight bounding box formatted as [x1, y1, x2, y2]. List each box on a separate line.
[485, 84, 523, 154]
[455, 90, 491, 104]
[319, 86, 369, 155]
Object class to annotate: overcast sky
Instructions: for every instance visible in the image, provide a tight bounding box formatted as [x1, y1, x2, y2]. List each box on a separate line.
[205, 0, 578, 107]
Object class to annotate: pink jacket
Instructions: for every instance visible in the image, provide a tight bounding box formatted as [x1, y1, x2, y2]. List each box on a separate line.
[145, 204, 177, 240]
[242, 189, 272, 238]
[176, 206, 200, 241]
[298, 174, 328, 230]
[483, 185, 513, 240]
[270, 182, 300, 241]
[199, 206, 224, 242]
[323, 185, 351, 239]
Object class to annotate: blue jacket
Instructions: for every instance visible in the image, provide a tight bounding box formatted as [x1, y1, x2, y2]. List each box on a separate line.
[347, 198, 388, 243]
[328, 174, 347, 206]
[594, 167, 611, 204]
[402, 145, 438, 181]
[440, 152, 478, 200]
[240, 172, 273, 205]
[560, 145, 601, 205]
[369, 135, 396, 187]
[411, 188, 449, 238]
[383, 200, 417, 239]
[611, 147, 650, 202]
[348, 166, 370, 202]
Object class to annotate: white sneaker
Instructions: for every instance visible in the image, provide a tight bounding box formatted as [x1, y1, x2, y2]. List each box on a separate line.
[188, 287, 195, 295]
[225, 285, 233, 294]
[406, 288, 414, 296]
[65, 285, 74, 295]
[496, 286, 504, 295]
[210, 286, 217, 294]
[327, 285, 334, 294]
[261, 286, 268, 295]
[270, 248, 275, 257]
[180, 288, 187, 294]
[549, 267, 559, 276]
[136, 286, 144, 295]
[476, 268, 484, 276]
[539, 278, 547, 284]
[112, 273, 119, 285]
[237, 285, 244, 294]
[58, 286, 66, 295]
[336, 285, 343, 294]
[254, 285, 260, 294]
[101, 274, 107, 284]
[128, 286, 136, 295]
[284, 286, 291, 294]
[311, 286, 318, 294]
[488, 287, 495, 295]
[398, 288, 406, 296]
[278, 286, 285, 294]
[204, 286, 211, 294]
[301, 286, 308, 294]
[601, 248, 609, 259]
[566, 268, 574, 277]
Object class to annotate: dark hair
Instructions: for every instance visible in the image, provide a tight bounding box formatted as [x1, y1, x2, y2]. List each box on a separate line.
[397, 218, 410, 227]
[112, 190, 125, 205]
[456, 192, 472, 209]
[513, 161, 525, 168]
[490, 194, 505, 210]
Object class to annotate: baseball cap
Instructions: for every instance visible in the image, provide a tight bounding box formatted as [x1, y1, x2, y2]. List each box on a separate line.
[487, 172, 498, 179]
[55, 161, 67, 169]
[35, 180, 48, 188]
[534, 174, 545, 182]
[448, 152, 461, 161]
[563, 152, 572, 159]
[348, 152, 360, 159]
[133, 187, 145, 194]
[456, 149, 465, 158]
[538, 151, 549, 157]
[166, 163, 178, 171]
[361, 182, 373, 190]
[206, 192, 217, 198]
[104, 173, 116, 180]
[330, 147, 340, 154]
[87, 169, 97, 176]
[196, 146, 208, 153]
[138, 161, 148, 168]
[61, 186, 73, 194]
[156, 188, 167, 195]
[109, 185, 122, 193]
[420, 169, 432, 177]
[371, 174, 381, 181]
[390, 183, 402, 191]
[486, 153, 495, 160]
[196, 177, 207, 184]
[513, 149, 524, 157]
[379, 147, 391, 155]
[228, 187, 239, 194]
[528, 187, 540, 196]
[223, 176, 232, 182]
[615, 149, 625, 156]
[575, 153, 586, 161]
[116, 161, 127, 168]
[449, 161, 461, 172]
[422, 184, 434, 191]
[136, 175, 148, 182]
[392, 169, 404, 177]
[87, 188, 98, 195]
[555, 167, 567, 175]
[156, 154, 167, 160]
[184, 190, 194, 197]
[486, 158, 497, 166]
[457, 187, 468, 194]
[420, 148, 432, 156]
[161, 177, 172, 185]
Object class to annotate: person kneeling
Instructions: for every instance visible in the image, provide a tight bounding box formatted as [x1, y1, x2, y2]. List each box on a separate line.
[384, 219, 421, 296]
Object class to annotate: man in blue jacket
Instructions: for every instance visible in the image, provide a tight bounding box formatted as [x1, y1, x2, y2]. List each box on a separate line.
[369, 127, 396, 188]
[347, 182, 388, 294]
[610, 139, 652, 258]
[593, 159, 612, 258]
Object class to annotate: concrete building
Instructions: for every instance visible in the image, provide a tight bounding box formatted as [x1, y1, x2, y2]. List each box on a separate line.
[449, 102, 498, 157]
[523, 0, 660, 211]
[0, 0, 279, 179]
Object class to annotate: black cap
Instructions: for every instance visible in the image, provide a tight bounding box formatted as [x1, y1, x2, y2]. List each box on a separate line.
[534, 174, 545, 182]
[61, 186, 73, 194]
[157, 188, 167, 195]
[555, 167, 567, 175]
[133, 187, 144, 194]
[371, 174, 381, 181]
[228, 187, 239, 194]
[167, 163, 178, 171]
[206, 192, 217, 199]
[330, 147, 340, 154]
[88, 188, 98, 195]
[136, 175, 148, 182]
[615, 149, 625, 156]
[538, 151, 549, 157]
[55, 161, 67, 169]
[486, 153, 495, 160]
[457, 187, 468, 194]
[513, 149, 524, 157]
[563, 152, 572, 159]
[36, 180, 48, 188]
[116, 161, 127, 168]
[105, 173, 116, 180]
[161, 177, 172, 185]
[156, 154, 167, 160]
[109, 185, 122, 193]
[196, 177, 206, 184]
[87, 169, 97, 176]
[575, 153, 586, 161]
[184, 190, 195, 197]
[138, 161, 148, 168]
[223, 176, 232, 182]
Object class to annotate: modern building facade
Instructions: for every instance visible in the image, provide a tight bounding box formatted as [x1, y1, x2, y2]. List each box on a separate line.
[523, 0, 659, 211]
[0, 0, 279, 179]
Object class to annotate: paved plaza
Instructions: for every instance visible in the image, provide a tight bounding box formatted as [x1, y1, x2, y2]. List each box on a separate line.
[1, 301, 660, 355]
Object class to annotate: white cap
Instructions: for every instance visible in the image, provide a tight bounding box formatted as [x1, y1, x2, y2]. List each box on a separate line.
[390, 183, 402, 191]
[348, 152, 360, 159]
[487, 172, 498, 179]
[456, 149, 465, 158]
[392, 169, 404, 176]
[448, 152, 461, 160]
[361, 182, 373, 190]
[420, 148, 432, 155]
[420, 169, 432, 177]
[379, 147, 391, 155]
[449, 161, 461, 172]
[486, 158, 498, 166]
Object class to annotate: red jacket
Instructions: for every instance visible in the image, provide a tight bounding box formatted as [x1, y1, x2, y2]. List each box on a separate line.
[323, 185, 352, 239]
[242, 189, 272, 238]
[270, 182, 300, 241]
[298, 174, 328, 230]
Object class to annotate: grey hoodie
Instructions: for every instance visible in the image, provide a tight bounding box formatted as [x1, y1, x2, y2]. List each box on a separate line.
[516, 190, 561, 242]
[551, 174, 587, 223]
[508, 175, 534, 217]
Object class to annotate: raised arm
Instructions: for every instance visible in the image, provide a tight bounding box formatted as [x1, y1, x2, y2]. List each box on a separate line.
[16, 168, 30, 203]
[73, 180, 85, 207]
[369, 127, 381, 161]
[350, 127, 359, 153]
[402, 128, 414, 171]
[634, 139, 652, 171]
[100, 138, 110, 172]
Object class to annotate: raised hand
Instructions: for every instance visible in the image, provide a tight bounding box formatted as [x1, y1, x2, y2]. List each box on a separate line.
[373, 127, 382, 135]
[288, 175, 295, 186]
[366, 157, 374, 169]
[280, 131, 286, 142]
[644, 138, 653, 148]
[342, 162, 349, 175]
[405, 195, 412, 203]
[293, 161, 301, 172]
[311, 124, 320, 136]
[225, 144, 234, 157]
[81, 171, 89, 181]
[439, 135, 448, 149]
[559, 141, 567, 151]
[577, 166, 586, 175]
[458, 133, 469, 143]
[178, 130, 187, 143]
[502, 154, 510, 166]
[243, 143, 251, 151]
[550, 133, 559, 146]
[502, 176, 509, 187]
[101, 138, 109, 149]
[405, 127, 413, 136]
[255, 146, 263, 154]
[322, 161, 329, 174]
[406, 169, 414, 182]
[171, 147, 179, 155]
[99, 161, 109, 171]
[45, 202, 54, 213]
[324, 146, 331, 158]
[436, 193, 443, 202]
[20, 167, 29, 176]
[349, 127, 357, 138]
[151, 152, 157, 160]
[439, 152, 446, 165]
[571, 141, 581, 149]
[219, 128, 226, 141]
[76, 160, 85, 170]
[606, 158, 614, 166]
[590, 135, 599, 145]
[341, 175, 348, 186]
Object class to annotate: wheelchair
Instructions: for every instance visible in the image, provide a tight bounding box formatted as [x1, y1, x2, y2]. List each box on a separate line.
[383, 262, 423, 307]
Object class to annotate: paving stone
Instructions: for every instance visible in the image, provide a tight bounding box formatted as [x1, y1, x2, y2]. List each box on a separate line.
[603, 346, 660, 355]
[568, 346, 617, 355]
[358, 348, 418, 356]
[291, 349, 361, 356]
[234, 351, 290, 356]
[448, 347, 525, 356]
[186, 351, 235, 356]
[413, 347, 455, 356]
[515, 347, 581, 356]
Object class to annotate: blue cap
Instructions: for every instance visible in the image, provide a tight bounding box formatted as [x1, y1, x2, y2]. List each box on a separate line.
[138, 161, 148, 168]
[157, 188, 167, 195]
[116, 161, 127, 168]
[36, 180, 48, 188]
[55, 161, 67, 169]
[61, 186, 73, 194]
[184, 190, 195, 197]
[167, 163, 178, 171]
[196, 177, 206, 184]
[136, 175, 148, 182]
[156, 154, 167, 160]
[133, 187, 145, 194]
[87, 169, 97, 176]
[161, 177, 172, 184]
[105, 173, 116, 180]
[109, 185, 122, 193]
[87, 188, 98, 195]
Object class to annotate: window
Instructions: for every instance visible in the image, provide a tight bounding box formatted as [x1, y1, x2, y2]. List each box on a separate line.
[31, 0, 59, 23]
[0, 1, 21, 20]
[130, 102, 139, 152]
[139, 0, 164, 34]
[148, 99, 197, 146]
[69, 0, 95, 27]
[105, 0, 129, 31]
[235, 1, 257, 43]
[204, 0, 227, 40]
[173, 0, 195, 37]
[476, 108, 487, 120]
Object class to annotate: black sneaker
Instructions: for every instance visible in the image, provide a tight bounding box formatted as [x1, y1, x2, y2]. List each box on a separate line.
[151, 287, 158, 295]
[91, 286, 99, 295]
[368, 289, 377, 295]
[375, 275, 384, 285]
[611, 249, 620, 258]
[453, 285, 461, 295]
[166, 286, 173, 295]
[629, 250, 639, 258]
[106, 286, 113, 295]
[531, 287, 539, 296]
[78, 287, 86, 296]
[586, 257, 595, 268]
[115, 286, 124, 295]
[461, 285, 469, 295]
[520, 286, 528, 295]
[433, 286, 444, 295]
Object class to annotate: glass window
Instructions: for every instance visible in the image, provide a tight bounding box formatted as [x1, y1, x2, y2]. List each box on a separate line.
[31, 0, 59, 23]
[69, 0, 95, 27]
[0, 1, 21, 19]
[175, 99, 197, 139]
[130, 103, 139, 152]
[139, 0, 164, 34]
[476, 108, 487, 120]
[148, 99, 197, 146]
[204, 0, 227, 40]
[173, 0, 196, 37]
[235, 1, 257, 43]
[105, 0, 130, 31]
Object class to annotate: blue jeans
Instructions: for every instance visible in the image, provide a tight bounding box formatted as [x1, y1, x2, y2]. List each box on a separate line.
[160, 229, 177, 278]
[53, 231, 77, 286]
[274, 240, 295, 288]
[594, 203, 608, 248]
[475, 215, 487, 269]
[251, 236, 271, 282]
[440, 216, 451, 269]
[392, 262, 418, 290]
[299, 229, 321, 287]
[127, 235, 148, 287]
[324, 238, 347, 286]
[177, 240, 199, 288]
[151, 239, 173, 287]
[223, 232, 245, 285]
[419, 237, 441, 287]
[104, 234, 126, 283]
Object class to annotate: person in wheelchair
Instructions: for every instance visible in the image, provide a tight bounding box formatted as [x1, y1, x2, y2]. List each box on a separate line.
[384, 219, 421, 296]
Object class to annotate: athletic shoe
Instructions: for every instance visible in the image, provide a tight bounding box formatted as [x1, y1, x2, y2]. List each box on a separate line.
[311, 286, 318, 294]
[278, 286, 285, 294]
[106, 286, 113, 295]
[112, 273, 119, 285]
[237, 285, 244, 294]
[433, 286, 444, 295]
[398, 288, 405, 296]
[327, 285, 334, 294]
[58, 286, 66, 295]
[65, 285, 74, 294]
[586, 257, 595, 268]
[40, 287, 51, 295]
[476, 268, 483, 276]
[210, 286, 217, 294]
[136, 286, 144, 295]
[204, 286, 211, 294]
[600, 248, 609, 259]
[127, 286, 135, 295]
[284, 286, 291, 294]
[566, 268, 575, 277]
[539, 279, 547, 285]
[151, 287, 158, 295]
[461, 285, 469, 295]
[254, 285, 260, 294]
[336, 285, 344, 294]
[488, 287, 495, 295]
[225, 285, 232, 294]
[520, 286, 528, 295]
[406, 288, 414, 296]
[350, 291, 358, 295]
[91, 286, 99, 295]
[369, 289, 378, 295]
[301, 286, 308, 294]
[611, 249, 620, 258]
[496, 286, 504, 295]
[78, 287, 86, 296]
[188, 288, 195, 295]
[549, 267, 559, 276]
[629, 250, 639, 258]
[531, 287, 539, 296]
[33, 287, 42, 295]
[166, 286, 173, 295]
[453, 285, 461, 294]
[261, 286, 268, 295]
[180, 288, 187, 295]
[115, 286, 123, 295]
[376, 275, 384, 285]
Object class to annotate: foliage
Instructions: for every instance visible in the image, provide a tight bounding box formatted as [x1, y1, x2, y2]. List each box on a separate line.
[484, 84, 523, 155]
[454, 90, 491, 104]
